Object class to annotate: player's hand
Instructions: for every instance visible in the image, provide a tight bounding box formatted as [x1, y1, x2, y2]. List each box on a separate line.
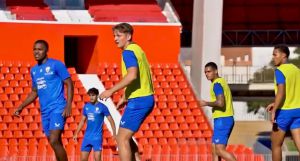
[266, 103, 276, 123]
[112, 133, 117, 140]
[199, 100, 208, 107]
[73, 134, 78, 142]
[266, 102, 274, 112]
[13, 107, 23, 117]
[99, 90, 113, 101]
[62, 104, 72, 118]
[270, 111, 276, 123]
[116, 97, 127, 110]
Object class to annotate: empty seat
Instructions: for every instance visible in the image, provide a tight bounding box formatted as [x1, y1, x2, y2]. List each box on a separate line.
[1, 67, 9, 73]
[5, 74, 14, 80]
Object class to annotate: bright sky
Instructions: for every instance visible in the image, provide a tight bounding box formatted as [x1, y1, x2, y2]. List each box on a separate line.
[252, 47, 298, 67]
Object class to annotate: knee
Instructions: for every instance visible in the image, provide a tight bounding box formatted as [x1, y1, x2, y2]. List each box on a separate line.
[81, 157, 88, 161]
[94, 155, 101, 161]
[116, 135, 125, 145]
[49, 138, 60, 147]
[215, 147, 223, 156]
[271, 137, 283, 147]
[116, 134, 129, 145]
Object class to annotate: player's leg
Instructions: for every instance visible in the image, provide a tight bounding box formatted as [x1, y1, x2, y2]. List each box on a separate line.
[272, 110, 290, 161]
[80, 151, 90, 161]
[49, 130, 68, 161]
[94, 151, 102, 161]
[48, 112, 68, 161]
[92, 138, 103, 161]
[291, 128, 300, 157]
[290, 117, 300, 155]
[213, 117, 236, 161]
[212, 144, 221, 161]
[271, 123, 285, 161]
[117, 127, 135, 161]
[118, 96, 154, 161]
[42, 112, 67, 161]
[129, 138, 140, 161]
[215, 144, 236, 161]
[80, 139, 92, 161]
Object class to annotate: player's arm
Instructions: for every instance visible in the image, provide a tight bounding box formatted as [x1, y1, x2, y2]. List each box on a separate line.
[273, 84, 285, 111]
[62, 78, 74, 117]
[106, 115, 117, 137]
[110, 67, 137, 94]
[14, 87, 38, 117]
[99, 50, 138, 100]
[55, 61, 74, 117]
[116, 94, 127, 110]
[267, 69, 286, 111]
[200, 83, 225, 109]
[73, 115, 86, 141]
[201, 94, 225, 109]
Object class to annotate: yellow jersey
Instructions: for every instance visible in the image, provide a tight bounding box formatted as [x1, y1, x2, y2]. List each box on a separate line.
[121, 44, 154, 99]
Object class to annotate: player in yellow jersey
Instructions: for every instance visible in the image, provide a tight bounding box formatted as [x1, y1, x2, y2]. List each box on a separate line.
[99, 23, 154, 161]
[200, 62, 236, 161]
[266, 45, 300, 161]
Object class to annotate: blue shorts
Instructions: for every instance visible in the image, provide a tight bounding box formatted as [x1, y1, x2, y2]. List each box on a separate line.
[81, 138, 103, 152]
[275, 108, 300, 132]
[213, 116, 234, 145]
[120, 95, 154, 132]
[41, 108, 66, 137]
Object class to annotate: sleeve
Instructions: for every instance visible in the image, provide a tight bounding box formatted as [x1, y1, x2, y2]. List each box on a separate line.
[122, 50, 138, 69]
[213, 83, 224, 96]
[102, 104, 111, 116]
[30, 70, 37, 89]
[83, 104, 87, 117]
[275, 69, 285, 84]
[55, 60, 70, 80]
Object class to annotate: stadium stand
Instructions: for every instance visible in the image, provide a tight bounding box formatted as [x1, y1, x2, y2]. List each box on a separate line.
[0, 60, 265, 160]
[96, 62, 265, 160]
[85, 0, 167, 22]
[5, 0, 56, 21]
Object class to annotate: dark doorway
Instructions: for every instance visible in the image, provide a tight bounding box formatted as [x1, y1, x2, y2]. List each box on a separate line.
[64, 36, 97, 73]
[64, 37, 78, 68]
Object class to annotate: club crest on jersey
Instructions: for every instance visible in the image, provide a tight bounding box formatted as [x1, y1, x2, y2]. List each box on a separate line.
[46, 66, 50, 73]
[45, 66, 54, 75]
[95, 107, 101, 113]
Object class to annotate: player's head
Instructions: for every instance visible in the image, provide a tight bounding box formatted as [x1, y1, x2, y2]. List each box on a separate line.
[33, 40, 49, 62]
[87, 88, 99, 104]
[112, 23, 133, 49]
[273, 44, 290, 66]
[204, 62, 219, 81]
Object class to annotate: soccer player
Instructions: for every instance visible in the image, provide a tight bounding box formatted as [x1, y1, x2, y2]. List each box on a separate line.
[13, 40, 74, 161]
[200, 62, 236, 161]
[266, 45, 300, 161]
[73, 88, 116, 161]
[99, 23, 154, 161]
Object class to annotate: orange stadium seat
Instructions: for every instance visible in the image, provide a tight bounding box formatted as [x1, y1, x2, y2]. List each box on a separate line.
[18, 123, 28, 130]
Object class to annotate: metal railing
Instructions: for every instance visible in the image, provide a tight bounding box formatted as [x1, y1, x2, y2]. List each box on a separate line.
[220, 66, 274, 84]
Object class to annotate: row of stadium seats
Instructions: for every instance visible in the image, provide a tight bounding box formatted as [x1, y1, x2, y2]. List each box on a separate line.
[86, 0, 167, 22]
[6, 0, 56, 21]
[85, 0, 157, 6]
[4, 0, 169, 22]
[0, 144, 264, 161]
